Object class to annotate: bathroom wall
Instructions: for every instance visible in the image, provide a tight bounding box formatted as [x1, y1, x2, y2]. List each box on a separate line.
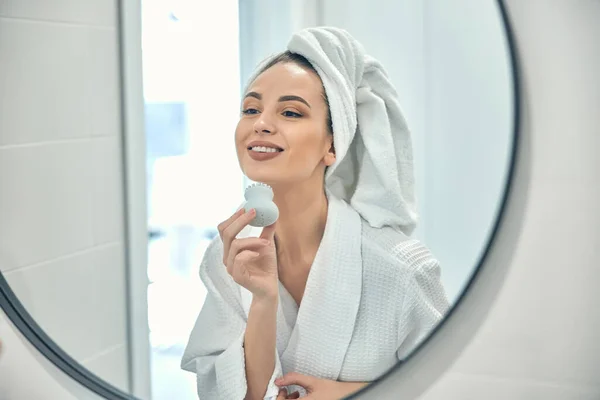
[0, 0, 130, 393]
[0, 309, 107, 400]
[353, 0, 600, 399]
[418, 1, 600, 398]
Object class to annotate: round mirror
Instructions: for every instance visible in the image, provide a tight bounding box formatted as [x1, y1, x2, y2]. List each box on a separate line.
[0, 0, 516, 399]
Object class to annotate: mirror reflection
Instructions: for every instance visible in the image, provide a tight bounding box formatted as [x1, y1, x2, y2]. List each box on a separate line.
[0, 0, 513, 399]
[179, 27, 451, 399]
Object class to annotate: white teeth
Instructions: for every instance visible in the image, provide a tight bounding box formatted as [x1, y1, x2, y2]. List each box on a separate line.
[251, 146, 279, 153]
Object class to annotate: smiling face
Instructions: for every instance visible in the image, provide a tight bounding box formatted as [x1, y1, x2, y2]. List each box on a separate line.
[235, 60, 335, 187]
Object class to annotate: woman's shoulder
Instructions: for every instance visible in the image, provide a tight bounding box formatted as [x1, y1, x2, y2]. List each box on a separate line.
[360, 221, 440, 279]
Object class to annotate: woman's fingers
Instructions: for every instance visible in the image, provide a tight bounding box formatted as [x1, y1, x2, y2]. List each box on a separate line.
[259, 221, 277, 241]
[275, 373, 315, 391]
[217, 208, 245, 263]
[219, 208, 256, 263]
[225, 237, 268, 273]
[228, 250, 260, 278]
[230, 237, 270, 255]
[217, 208, 245, 237]
[276, 388, 288, 399]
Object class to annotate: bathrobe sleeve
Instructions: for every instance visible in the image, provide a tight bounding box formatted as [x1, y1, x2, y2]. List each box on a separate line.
[180, 239, 283, 400]
[396, 258, 450, 361]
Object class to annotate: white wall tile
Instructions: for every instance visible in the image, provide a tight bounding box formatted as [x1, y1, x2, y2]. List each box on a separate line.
[0, 0, 117, 27]
[87, 27, 121, 137]
[0, 19, 120, 146]
[0, 311, 105, 400]
[444, 180, 600, 388]
[3, 244, 128, 362]
[0, 19, 91, 146]
[421, 373, 600, 400]
[0, 0, 130, 395]
[0, 141, 94, 271]
[91, 136, 125, 244]
[82, 344, 130, 394]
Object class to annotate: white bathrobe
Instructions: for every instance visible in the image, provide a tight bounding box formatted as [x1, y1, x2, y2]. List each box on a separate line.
[181, 194, 449, 399]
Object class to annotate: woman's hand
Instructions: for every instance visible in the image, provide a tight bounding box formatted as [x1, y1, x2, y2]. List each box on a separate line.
[275, 373, 369, 399]
[218, 208, 278, 299]
[276, 388, 300, 399]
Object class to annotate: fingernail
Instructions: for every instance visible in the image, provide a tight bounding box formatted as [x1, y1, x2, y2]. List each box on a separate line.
[261, 239, 270, 245]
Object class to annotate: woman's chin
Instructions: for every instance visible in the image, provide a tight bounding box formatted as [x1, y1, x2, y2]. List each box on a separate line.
[244, 171, 282, 186]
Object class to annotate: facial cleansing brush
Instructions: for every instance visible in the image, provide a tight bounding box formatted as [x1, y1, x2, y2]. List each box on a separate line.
[244, 183, 279, 227]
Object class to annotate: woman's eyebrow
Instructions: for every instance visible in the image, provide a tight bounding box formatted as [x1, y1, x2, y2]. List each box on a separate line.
[278, 95, 311, 108]
[244, 91, 261, 100]
[243, 92, 311, 109]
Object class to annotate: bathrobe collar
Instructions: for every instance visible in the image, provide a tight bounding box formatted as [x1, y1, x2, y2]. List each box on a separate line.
[240, 193, 363, 380]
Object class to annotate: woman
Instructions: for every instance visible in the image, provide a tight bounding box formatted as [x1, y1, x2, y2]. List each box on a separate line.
[181, 27, 449, 400]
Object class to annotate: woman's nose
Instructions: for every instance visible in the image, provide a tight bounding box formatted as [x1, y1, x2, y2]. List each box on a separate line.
[253, 114, 275, 135]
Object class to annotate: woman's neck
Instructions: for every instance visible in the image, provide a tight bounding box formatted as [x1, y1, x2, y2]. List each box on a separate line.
[271, 179, 329, 273]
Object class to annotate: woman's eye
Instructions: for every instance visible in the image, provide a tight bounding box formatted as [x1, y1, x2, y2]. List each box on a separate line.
[242, 108, 259, 115]
[282, 110, 302, 118]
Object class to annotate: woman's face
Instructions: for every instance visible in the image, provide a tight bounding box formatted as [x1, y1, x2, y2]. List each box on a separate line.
[235, 62, 335, 187]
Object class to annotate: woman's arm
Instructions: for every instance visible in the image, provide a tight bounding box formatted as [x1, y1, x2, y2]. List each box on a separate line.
[181, 240, 282, 400]
[396, 259, 450, 360]
[244, 294, 279, 400]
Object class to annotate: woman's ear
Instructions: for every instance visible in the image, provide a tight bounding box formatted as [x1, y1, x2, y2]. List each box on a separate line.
[323, 138, 336, 166]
